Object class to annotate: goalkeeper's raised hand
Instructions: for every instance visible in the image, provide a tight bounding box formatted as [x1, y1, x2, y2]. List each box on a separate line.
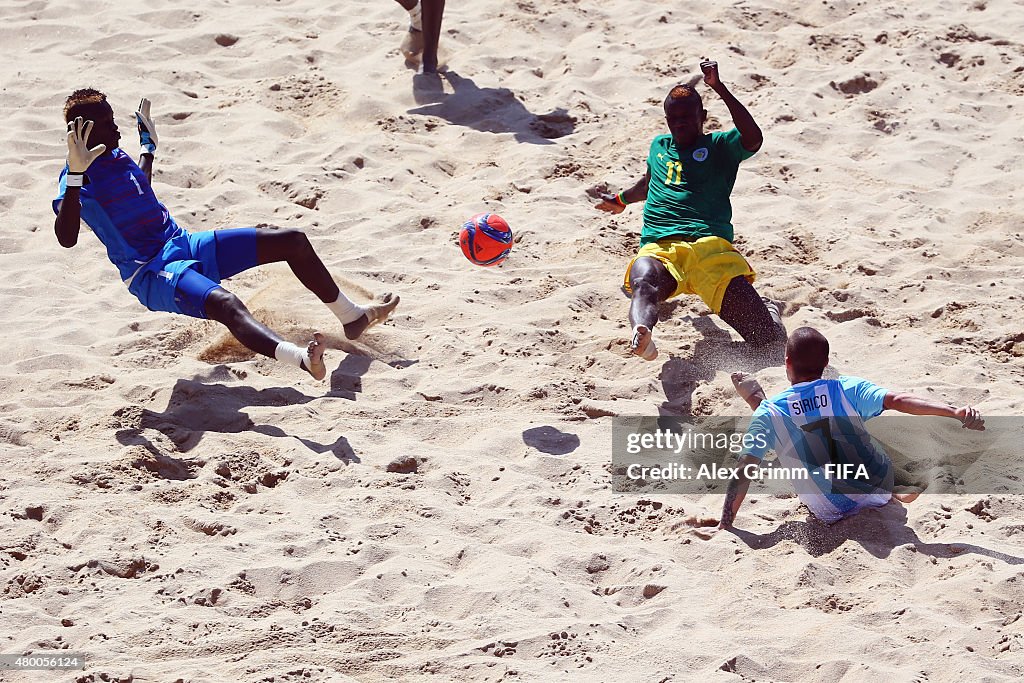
[136, 97, 158, 156]
[66, 117, 106, 174]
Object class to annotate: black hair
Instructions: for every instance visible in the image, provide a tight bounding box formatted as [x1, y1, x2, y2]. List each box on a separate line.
[664, 83, 703, 111]
[786, 327, 830, 379]
[64, 88, 108, 122]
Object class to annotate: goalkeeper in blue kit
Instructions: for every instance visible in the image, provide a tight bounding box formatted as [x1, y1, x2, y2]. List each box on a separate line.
[53, 89, 399, 380]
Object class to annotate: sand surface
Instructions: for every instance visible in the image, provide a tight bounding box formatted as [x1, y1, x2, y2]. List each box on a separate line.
[1, 0, 1023, 680]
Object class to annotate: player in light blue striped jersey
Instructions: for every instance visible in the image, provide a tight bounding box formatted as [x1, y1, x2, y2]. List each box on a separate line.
[720, 327, 985, 527]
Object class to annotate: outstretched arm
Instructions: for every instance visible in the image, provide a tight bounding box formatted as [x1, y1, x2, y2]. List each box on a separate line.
[719, 373, 772, 528]
[701, 60, 763, 153]
[54, 117, 106, 248]
[594, 170, 650, 214]
[883, 392, 985, 430]
[719, 454, 759, 528]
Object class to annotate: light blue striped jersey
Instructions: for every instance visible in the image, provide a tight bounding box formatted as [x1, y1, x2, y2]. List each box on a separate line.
[742, 376, 893, 523]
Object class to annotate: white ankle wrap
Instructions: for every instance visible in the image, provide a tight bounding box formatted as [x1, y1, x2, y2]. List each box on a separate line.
[408, 1, 423, 30]
[327, 293, 366, 325]
[274, 341, 308, 369]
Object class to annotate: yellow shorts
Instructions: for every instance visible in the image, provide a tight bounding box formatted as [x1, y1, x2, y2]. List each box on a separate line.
[623, 236, 756, 314]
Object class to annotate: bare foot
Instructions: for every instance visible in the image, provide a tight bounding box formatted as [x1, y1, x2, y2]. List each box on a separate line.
[343, 293, 400, 340]
[893, 487, 921, 504]
[732, 372, 767, 410]
[401, 27, 424, 64]
[629, 325, 658, 361]
[303, 332, 327, 380]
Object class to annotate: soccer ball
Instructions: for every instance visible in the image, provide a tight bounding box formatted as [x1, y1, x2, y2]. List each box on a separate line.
[459, 213, 513, 266]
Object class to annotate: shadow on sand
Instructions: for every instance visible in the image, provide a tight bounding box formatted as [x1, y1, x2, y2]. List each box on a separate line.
[658, 315, 785, 416]
[410, 69, 575, 143]
[522, 426, 581, 456]
[727, 501, 1024, 564]
[114, 371, 366, 464]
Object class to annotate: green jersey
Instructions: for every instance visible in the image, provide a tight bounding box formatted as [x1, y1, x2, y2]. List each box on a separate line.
[641, 129, 756, 245]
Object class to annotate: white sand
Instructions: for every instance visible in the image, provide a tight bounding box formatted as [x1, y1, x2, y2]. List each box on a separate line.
[1, 0, 1023, 680]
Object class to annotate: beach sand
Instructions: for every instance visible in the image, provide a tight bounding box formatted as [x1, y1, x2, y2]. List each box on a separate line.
[1, 0, 1023, 680]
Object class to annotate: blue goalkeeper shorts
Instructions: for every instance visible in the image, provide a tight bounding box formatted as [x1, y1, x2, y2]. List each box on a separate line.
[127, 228, 259, 319]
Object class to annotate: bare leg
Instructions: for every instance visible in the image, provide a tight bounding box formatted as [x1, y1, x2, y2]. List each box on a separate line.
[204, 288, 325, 379]
[420, 0, 445, 73]
[254, 229, 399, 340]
[718, 276, 786, 348]
[256, 229, 339, 302]
[626, 257, 677, 360]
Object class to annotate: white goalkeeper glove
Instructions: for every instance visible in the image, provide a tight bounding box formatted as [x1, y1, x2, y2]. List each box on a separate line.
[136, 97, 158, 156]
[66, 116, 106, 175]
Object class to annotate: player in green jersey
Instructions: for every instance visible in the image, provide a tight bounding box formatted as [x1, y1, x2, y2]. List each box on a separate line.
[596, 60, 785, 361]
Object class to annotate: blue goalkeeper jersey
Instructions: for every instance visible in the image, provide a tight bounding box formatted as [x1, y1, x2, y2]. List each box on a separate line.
[53, 149, 182, 281]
